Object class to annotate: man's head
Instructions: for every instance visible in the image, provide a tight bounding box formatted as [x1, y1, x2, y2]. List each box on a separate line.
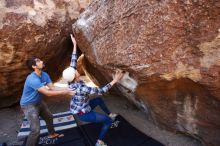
[26, 57, 44, 71]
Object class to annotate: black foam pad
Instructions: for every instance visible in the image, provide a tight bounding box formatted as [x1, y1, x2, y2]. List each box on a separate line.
[80, 115, 164, 146]
[22, 115, 164, 146]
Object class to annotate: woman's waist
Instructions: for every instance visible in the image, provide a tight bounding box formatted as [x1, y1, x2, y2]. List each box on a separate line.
[72, 96, 89, 103]
[70, 104, 91, 115]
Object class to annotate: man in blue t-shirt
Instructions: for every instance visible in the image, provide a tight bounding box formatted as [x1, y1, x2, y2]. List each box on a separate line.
[20, 57, 75, 146]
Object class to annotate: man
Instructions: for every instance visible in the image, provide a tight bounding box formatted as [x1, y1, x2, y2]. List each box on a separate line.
[20, 57, 75, 146]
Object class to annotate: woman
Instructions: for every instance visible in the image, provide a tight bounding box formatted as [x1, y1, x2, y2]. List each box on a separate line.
[63, 34, 124, 146]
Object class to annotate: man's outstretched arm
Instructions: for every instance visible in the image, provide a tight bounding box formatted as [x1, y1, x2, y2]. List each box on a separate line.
[47, 83, 69, 91]
[38, 86, 75, 97]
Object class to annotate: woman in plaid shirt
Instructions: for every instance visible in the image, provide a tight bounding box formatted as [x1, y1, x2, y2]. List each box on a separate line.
[63, 34, 124, 146]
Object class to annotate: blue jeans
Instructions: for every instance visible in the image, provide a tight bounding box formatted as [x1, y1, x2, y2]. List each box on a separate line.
[78, 97, 112, 140]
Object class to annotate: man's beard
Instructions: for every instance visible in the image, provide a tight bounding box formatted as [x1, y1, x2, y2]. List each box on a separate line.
[39, 64, 45, 71]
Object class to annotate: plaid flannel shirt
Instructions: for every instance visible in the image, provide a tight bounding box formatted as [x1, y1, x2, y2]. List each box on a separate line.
[69, 51, 112, 114]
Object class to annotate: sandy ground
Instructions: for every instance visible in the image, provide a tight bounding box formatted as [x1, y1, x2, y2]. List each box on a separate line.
[0, 77, 203, 146]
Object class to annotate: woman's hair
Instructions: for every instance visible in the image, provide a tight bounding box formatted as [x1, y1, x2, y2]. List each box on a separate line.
[26, 57, 37, 70]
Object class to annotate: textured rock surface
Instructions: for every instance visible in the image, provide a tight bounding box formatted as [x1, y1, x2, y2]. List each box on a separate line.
[72, 0, 220, 146]
[0, 0, 90, 108]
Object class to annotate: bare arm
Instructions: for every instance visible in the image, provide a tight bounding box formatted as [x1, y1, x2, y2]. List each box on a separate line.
[47, 83, 69, 91]
[71, 34, 77, 54]
[38, 86, 75, 96]
[47, 83, 56, 90]
[70, 34, 77, 69]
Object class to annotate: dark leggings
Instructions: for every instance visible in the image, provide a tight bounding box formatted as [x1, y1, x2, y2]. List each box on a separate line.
[78, 97, 112, 140]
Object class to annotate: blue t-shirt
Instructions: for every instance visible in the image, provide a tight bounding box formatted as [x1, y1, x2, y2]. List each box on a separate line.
[20, 71, 52, 105]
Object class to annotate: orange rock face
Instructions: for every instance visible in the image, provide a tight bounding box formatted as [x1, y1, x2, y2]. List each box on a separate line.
[72, 0, 220, 146]
[0, 0, 90, 107]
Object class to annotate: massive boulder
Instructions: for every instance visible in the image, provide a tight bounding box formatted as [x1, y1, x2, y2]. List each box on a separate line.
[0, 0, 90, 108]
[72, 0, 220, 146]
